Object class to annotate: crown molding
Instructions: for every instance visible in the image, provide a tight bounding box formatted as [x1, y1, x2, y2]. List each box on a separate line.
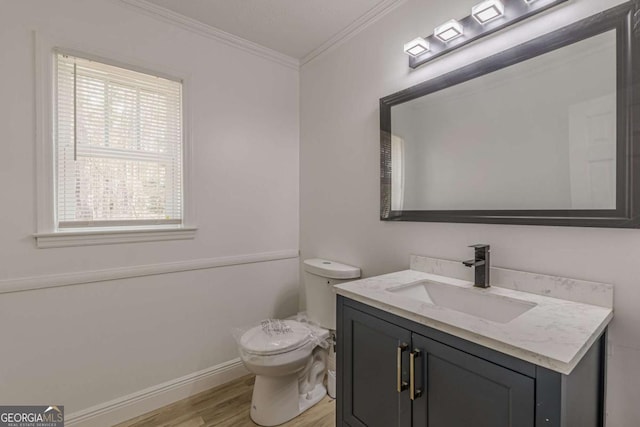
[301, 0, 407, 66]
[116, 0, 300, 70]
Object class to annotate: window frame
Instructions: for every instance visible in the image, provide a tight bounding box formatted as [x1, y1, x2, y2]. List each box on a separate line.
[34, 33, 196, 248]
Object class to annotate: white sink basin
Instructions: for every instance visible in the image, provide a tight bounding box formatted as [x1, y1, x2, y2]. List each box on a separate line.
[388, 280, 536, 323]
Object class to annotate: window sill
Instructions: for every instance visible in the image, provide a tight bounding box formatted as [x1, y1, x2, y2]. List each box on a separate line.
[34, 227, 197, 249]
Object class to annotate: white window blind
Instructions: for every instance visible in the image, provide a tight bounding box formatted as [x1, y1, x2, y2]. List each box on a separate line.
[55, 53, 183, 229]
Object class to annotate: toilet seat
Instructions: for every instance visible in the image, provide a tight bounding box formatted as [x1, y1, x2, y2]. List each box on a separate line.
[240, 320, 315, 356]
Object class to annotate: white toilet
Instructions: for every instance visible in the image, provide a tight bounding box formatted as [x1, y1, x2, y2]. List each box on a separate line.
[237, 258, 360, 426]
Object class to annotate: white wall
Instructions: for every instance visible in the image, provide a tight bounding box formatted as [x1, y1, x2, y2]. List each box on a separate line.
[0, 0, 299, 418]
[300, 0, 639, 425]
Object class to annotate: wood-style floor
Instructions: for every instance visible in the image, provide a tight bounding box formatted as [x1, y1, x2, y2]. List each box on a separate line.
[115, 375, 335, 427]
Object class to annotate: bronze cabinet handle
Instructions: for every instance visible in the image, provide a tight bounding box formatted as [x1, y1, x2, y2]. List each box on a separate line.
[397, 343, 409, 392]
[410, 349, 423, 401]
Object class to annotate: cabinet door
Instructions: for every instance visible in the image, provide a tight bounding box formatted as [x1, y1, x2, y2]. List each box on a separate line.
[342, 306, 412, 427]
[411, 333, 535, 427]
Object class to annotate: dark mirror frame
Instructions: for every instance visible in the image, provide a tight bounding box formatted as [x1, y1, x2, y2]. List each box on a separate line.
[380, 1, 640, 228]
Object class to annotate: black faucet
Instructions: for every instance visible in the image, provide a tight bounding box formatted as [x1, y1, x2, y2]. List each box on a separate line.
[462, 244, 490, 288]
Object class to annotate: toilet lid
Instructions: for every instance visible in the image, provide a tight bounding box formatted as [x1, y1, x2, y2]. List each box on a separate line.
[240, 320, 313, 355]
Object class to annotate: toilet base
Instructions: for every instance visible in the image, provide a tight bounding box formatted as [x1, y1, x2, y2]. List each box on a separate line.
[249, 374, 327, 426]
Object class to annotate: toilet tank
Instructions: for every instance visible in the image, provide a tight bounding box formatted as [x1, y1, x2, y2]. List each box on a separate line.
[303, 259, 361, 330]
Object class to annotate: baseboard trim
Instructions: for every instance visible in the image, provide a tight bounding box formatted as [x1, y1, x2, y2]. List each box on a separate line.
[66, 358, 248, 427]
[0, 249, 299, 295]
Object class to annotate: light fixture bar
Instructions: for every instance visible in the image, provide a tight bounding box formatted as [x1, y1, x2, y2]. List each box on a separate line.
[408, 0, 568, 69]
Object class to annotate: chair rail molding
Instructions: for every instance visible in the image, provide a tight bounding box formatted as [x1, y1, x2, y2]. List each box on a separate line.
[0, 249, 299, 295]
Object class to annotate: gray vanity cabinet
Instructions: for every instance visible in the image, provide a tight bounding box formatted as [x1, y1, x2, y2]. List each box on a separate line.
[411, 333, 534, 427]
[337, 296, 606, 427]
[341, 306, 411, 427]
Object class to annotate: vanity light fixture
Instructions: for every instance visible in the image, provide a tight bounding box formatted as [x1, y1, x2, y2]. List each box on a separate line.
[404, 37, 430, 57]
[406, 0, 568, 69]
[434, 19, 464, 42]
[472, 0, 505, 24]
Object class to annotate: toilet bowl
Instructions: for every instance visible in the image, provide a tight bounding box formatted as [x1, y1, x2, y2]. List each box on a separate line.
[239, 320, 329, 426]
[236, 259, 360, 426]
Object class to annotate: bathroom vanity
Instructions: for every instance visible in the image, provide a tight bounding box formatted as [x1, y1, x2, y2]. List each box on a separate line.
[335, 256, 613, 427]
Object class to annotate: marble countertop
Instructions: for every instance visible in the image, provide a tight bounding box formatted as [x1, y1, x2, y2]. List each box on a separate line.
[335, 262, 613, 375]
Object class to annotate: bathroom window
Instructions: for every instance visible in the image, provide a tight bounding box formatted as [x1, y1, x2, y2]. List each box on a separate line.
[35, 48, 195, 248]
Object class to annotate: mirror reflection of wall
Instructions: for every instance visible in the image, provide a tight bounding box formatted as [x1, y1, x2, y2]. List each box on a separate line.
[391, 135, 405, 211]
[391, 30, 616, 211]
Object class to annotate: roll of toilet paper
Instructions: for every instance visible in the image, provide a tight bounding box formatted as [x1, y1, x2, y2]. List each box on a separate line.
[328, 370, 336, 399]
[328, 345, 336, 372]
[327, 342, 337, 398]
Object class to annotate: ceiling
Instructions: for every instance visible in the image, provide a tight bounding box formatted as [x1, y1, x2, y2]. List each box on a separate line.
[145, 0, 393, 59]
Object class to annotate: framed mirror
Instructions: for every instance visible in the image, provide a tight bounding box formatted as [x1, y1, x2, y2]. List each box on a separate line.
[380, 1, 640, 228]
